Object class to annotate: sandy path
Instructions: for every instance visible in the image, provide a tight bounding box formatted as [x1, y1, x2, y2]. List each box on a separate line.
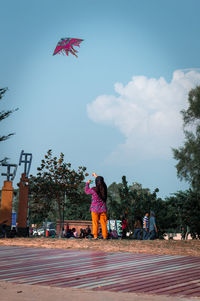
[0, 281, 199, 301]
[0, 237, 200, 257]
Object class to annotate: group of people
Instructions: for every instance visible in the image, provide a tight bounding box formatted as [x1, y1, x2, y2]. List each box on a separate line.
[132, 212, 158, 240]
[63, 226, 93, 239]
[85, 173, 158, 240]
[64, 227, 78, 238]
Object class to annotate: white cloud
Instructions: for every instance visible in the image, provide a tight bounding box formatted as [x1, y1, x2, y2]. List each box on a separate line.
[87, 69, 200, 163]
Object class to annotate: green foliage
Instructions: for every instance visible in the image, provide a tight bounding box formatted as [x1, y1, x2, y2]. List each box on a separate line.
[29, 150, 89, 232]
[173, 85, 200, 192]
[63, 183, 91, 221]
[0, 87, 18, 142]
[107, 176, 200, 238]
[107, 176, 168, 238]
[182, 86, 200, 124]
[107, 182, 123, 220]
[166, 190, 200, 238]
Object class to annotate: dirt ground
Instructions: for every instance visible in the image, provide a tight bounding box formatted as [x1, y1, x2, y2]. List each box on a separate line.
[1, 281, 200, 301]
[0, 237, 200, 257]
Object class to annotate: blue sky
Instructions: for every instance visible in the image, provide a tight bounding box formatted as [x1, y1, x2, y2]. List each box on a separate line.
[1, 0, 200, 198]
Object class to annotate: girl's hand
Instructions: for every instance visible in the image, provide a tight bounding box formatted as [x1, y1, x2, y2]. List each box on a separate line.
[88, 180, 92, 184]
[92, 172, 98, 178]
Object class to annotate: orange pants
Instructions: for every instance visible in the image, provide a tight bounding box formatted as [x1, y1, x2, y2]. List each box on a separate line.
[91, 211, 108, 239]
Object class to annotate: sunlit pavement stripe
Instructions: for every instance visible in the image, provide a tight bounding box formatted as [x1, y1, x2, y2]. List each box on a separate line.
[0, 253, 112, 271]
[71, 264, 200, 290]
[148, 280, 200, 294]
[49, 262, 200, 288]
[10, 264, 200, 288]
[73, 277, 129, 289]
[18, 262, 200, 287]
[0, 253, 183, 275]
[0, 255, 199, 282]
[0, 246, 200, 297]
[1, 253, 197, 271]
[74, 265, 200, 289]
[0, 255, 190, 282]
[104, 269, 200, 293]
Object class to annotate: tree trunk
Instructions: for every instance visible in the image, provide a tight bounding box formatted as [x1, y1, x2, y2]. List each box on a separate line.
[57, 199, 62, 239]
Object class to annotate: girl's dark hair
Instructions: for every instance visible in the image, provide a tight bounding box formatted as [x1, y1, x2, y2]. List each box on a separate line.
[93, 176, 107, 202]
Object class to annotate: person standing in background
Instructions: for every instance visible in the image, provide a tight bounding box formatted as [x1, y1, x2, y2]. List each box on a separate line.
[143, 212, 149, 240]
[149, 211, 158, 240]
[133, 217, 142, 240]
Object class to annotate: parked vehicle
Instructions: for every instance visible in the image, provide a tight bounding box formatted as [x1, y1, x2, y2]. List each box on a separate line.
[33, 227, 44, 236]
[33, 227, 56, 237]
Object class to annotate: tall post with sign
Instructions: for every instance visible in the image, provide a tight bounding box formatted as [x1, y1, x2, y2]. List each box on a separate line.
[17, 150, 32, 237]
[0, 161, 17, 236]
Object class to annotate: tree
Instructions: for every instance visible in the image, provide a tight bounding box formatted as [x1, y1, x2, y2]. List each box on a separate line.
[166, 190, 200, 238]
[107, 177, 200, 239]
[173, 86, 200, 192]
[107, 176, 168, 238]
[63, 182, 91, 221]
[0, 87, 18, 142]
[29, 150, 88, 237]
[107, 182, 123, 220]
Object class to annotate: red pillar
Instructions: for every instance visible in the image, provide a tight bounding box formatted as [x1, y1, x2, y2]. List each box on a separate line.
[17, 173, 29, 235]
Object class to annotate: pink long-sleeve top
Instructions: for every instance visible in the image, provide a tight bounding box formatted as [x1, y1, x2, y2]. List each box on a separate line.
[85, 182, 107, 213]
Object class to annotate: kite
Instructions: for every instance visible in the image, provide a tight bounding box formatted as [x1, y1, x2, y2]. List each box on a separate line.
[53, 38, 83, 57]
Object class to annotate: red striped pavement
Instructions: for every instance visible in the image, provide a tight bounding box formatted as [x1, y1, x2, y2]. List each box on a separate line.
[0, 245, 200, 297]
